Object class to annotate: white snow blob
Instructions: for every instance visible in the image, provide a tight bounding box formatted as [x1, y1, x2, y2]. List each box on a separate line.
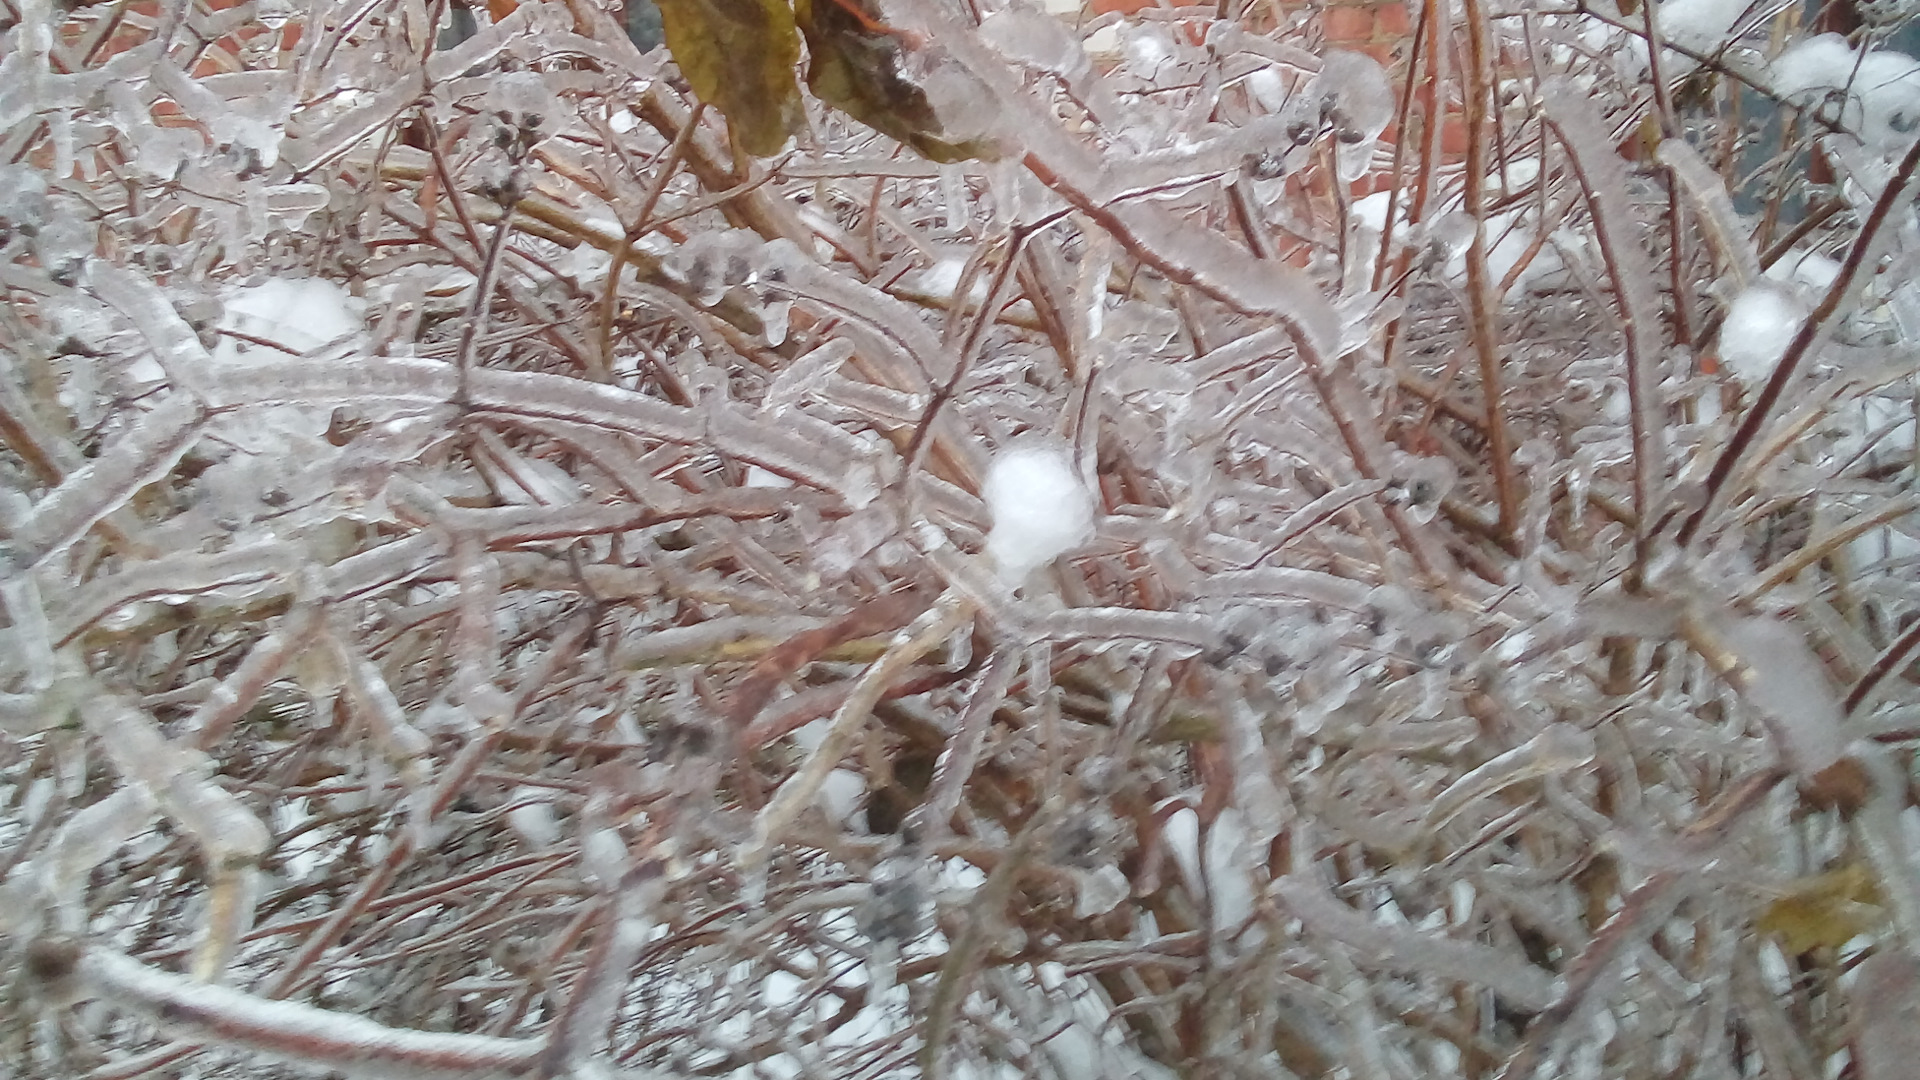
[982, 442, 1096, 584]
[213, 277, 367, 361]
[1770, 35, 1920, 148]
[1718, 283, 1807, 383]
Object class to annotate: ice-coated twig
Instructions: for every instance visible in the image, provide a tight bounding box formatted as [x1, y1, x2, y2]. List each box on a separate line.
[7, 395, 207, 575]
[80, 691, 269, 980]
[739, 590, 972, 875]
[536, 862, 667, 1079]
[1849, 743, 1920, 955]
[86, 263, 215, 393]
[1270, 873, 1561, 1011]
[1494, 872, 1688, 1080]
[1541, 80, 1666, 544]
[209, 359, 871, 503]
[1459, 0, 1519, 539]
[36, 786, 157, 922]
[1848, 618, 1920, 717]
[762, 239, 952, 387]
[1679, 127, 1920, 545]
[1742, 493, 1920, 601]
[1024, 607, 1225, 650]
[1657, 138, 1762, 289]
[447, 532, 507, 724]
[1426, 723, 1598, 830]
[1852, 949, 1920, 1080]
[52, 540, 299, 645]
[921, 803, 1052, 1080]
[1, 573, 55, 692]
[1680, 611, 1847, 781]
[332, 632, 435, 789]
[428, 615, 591, 821]
[903, 648, 1020, 842]
[184, 598, 327, 748]
[28, 938, 544, 1080]
[283, 69, 428, 177]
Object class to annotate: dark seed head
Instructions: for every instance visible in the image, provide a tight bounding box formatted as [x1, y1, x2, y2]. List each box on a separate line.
[26, 937, 81, 985]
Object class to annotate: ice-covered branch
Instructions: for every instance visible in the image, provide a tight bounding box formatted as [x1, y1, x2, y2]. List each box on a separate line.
[6, 395, 207, 575]
[29, 938, 545, 1079]
[80, 691, 269, 979]
[740, 590, 972, 876]
[1270, 873, 1561, 1011]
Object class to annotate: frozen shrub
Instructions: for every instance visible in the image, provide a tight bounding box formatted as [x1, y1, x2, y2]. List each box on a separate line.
[3, 0, 1920, 1076]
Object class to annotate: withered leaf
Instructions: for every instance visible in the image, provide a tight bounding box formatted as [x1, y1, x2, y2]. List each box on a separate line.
[795, 0, 997, 163]
[1756, 862, 1884, 955]
[655, 0, 804, 156]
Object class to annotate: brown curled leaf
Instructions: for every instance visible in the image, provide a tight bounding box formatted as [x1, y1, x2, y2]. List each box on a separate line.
[655, 0, 803, 157]
[796, 0, 998, 163]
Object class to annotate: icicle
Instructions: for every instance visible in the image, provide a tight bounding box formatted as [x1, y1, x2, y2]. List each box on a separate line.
[763, 338, 856, 416]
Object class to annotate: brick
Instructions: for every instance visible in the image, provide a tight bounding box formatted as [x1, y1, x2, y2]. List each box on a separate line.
[1322, 4, 1375, 43]
[1374, 2, 1412, 39]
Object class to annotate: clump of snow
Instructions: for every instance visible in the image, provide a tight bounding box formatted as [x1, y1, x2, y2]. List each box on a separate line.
[981, 442, 1096, 583]
[1718, 282, 1808, 383]
[1770, 35, 1920, 147]
[212, 277, 367, 362]
[907, 256, 989, 306]
[1656, 0, 1750, 60]
[1768, 247, 1841, 292]
[1770, 34, 1861, 99]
